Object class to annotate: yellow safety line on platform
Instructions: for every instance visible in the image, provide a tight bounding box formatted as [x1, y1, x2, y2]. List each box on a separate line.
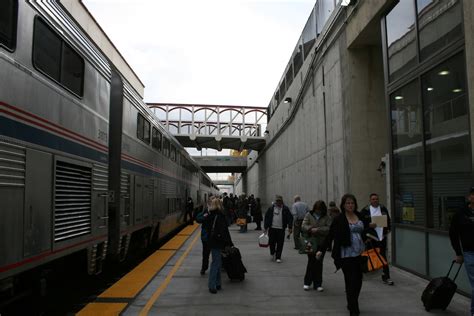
[98, 249, 175, 298]
[160, 234, 189, 250]
[77, 302, 127, 316]
[139, 232, 201, 316]
[178, 223, 199, 235]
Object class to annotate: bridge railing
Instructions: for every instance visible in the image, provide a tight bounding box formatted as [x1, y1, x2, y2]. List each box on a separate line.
[148, 103, 267, 138]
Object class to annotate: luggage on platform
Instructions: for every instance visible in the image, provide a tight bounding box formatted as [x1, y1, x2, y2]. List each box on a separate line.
[421, 260, 463, 311]
[222, 246, 247, 281]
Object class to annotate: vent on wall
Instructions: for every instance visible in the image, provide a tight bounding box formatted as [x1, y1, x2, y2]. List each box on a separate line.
[54, 160, 92, 242]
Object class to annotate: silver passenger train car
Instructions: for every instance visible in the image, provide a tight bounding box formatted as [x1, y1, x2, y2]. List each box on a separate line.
[0, 0, 218, 290]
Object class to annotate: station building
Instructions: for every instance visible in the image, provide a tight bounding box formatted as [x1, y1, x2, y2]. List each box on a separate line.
[239, 0, 474, 293]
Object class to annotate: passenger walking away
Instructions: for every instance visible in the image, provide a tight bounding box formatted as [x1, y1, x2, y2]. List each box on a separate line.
[237, 194, 249, 233]
[360, 193, 394, 285]
[328, 201, 341, 219]
[317, 194, 367, 316]
[196, 203, 211, 275]
[185, 197, 194, 225]
[264, 195, 293, 263]
[302, 200, 331, 291]
[291, 195, 310, 252]
[202, 198, 233, 294]
[449, 186, 474, 315]
[254, 197, 263, 230]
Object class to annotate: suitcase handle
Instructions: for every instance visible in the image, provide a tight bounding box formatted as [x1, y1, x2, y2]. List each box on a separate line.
[447, 260, 463, 281]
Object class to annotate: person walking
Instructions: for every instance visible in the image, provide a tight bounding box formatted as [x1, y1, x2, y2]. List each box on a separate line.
[328, 201, 341, 219]
[196, 202, 211, 275]
[302, 200, 331, 291]
[254, 197, 263, 230]
[449, 187, 474, 315]
[291, 195, 310, 252]
[237, 194, 249, 233]
[202, 198, 233, 294]
[264, 195, 293, 263]
[317, 194, 367, 316]
[185, 197, 194, 225]
[360, 193, 394, 285]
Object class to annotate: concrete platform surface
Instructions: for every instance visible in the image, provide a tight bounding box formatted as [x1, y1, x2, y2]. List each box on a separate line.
[123, 222, 470, 316]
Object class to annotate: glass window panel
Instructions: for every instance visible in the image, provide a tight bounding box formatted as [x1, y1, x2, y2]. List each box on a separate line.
[61, 43, 84, 96]
[33, 19, 61, 82]
[293, 42, 303, 76]
[417, 0, 463, 61]
[0, 0, 17, 49]
[279, 81, 286, 101]
[285, 64, 293, 89]
[391, 80, 426, 226]
[422, 53, 471, 230]
[143, 119, 150, 144]
[163, 138, 170, 157]
[386, 1, 417, 81]
[317, 0, 335, 33]
[302, 9, 316, 60]
[152, 127, 162, 151]
[137, 114, 144, 141]
[170, 145, 176, 162]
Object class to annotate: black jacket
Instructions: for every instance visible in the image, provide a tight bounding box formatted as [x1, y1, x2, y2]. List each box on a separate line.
[449, 205, 474, 255]
[319, 211, 368, 270]
[360, 204, 391, 238]
[264, 204, 293, 230]
[203, 212, 233, 249]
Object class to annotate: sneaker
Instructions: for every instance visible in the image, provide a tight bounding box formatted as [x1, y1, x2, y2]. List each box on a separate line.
[216, 285, 222, 290]
[303, 285, 311, 291]
[316, 286, 324, 292]
[276, 259, 282, 263]
[200, 269, 205, 275]
[209, 288, 217, 294]
[382, 277, 394, 285]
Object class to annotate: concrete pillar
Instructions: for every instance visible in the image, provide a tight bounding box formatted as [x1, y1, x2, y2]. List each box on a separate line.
[463, 0, 474, 172]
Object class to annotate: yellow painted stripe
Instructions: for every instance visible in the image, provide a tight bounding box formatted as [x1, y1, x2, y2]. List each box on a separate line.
[178, 223, 199, 236]
[77, 302, 128, 316]
[160, 235, 189, 250]
[99, 249, 175, 298]
[139, 232, 201, 316]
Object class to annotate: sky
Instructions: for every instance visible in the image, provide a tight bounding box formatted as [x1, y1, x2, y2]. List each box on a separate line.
[82, 0, 316, 108]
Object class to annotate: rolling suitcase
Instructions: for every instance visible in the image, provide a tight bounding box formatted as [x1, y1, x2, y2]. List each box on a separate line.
[222, 246, 247, 281]
[421, 260, 463, 311]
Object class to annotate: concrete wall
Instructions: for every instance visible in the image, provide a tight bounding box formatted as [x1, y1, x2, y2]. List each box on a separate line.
[243, 3, 388, 210]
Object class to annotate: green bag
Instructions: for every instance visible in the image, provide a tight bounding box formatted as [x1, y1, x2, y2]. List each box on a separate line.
[300, 234, 318, 254]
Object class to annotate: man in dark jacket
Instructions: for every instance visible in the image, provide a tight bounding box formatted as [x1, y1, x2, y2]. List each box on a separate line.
[360, 193, 393, 285]
[264, 195, 293, 263]
[449, 187, 474, 315]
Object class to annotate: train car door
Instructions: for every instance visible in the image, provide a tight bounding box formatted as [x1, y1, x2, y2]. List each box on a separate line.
[134, 175, 143, 224]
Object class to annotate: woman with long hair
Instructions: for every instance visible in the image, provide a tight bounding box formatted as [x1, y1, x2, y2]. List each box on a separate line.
[203, 197, 233, 293]
[302, 200, 331, 291]
[317, 194, 367, 316]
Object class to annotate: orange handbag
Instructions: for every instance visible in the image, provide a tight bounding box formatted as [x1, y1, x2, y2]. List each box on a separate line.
[236, 218, 247, 226]
[361, 247, 387, 273]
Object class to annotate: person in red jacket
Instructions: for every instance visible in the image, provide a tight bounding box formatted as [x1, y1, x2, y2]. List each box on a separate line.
[449, 187, 474, 315]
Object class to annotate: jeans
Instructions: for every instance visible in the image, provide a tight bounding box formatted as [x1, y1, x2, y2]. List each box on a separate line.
[304, 252, 324, 288]
[201, 240, 211, 272]
[463, 251, 474, 314]
[269, 228, 285, 260]
[208, 248, 222, 290]
[341, 256, 363, 314]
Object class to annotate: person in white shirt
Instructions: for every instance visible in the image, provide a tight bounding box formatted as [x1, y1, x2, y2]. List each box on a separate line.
[360, 193, 394, 285]
[264, 195, 293, 263]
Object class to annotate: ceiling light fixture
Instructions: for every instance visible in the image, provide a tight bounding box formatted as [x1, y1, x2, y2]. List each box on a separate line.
[394, 96, 404, 100]
[427, 87, 434, 91]
[438, 70, 450, 76]
[452, 88, 463, 93]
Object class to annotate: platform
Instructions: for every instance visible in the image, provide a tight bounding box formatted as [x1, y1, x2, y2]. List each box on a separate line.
[78, 222, 470, 315]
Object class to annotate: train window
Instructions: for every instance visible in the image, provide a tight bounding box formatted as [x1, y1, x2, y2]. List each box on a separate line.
[61, 43, 84, 95]
[0, 0, 18, 50]
[33, 19, 61, 81]
[163, 138, 170, 157]
[170, 145, 176, 162]
[152, 127, 162, 151]
[33, 18, 84, 96]
[136, 113, 150, 144]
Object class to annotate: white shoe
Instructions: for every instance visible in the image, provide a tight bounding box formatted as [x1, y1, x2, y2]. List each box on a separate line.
[316, 286, 324, 292]
[276, 259, 282, 263]
[303, 285, 310, 291]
